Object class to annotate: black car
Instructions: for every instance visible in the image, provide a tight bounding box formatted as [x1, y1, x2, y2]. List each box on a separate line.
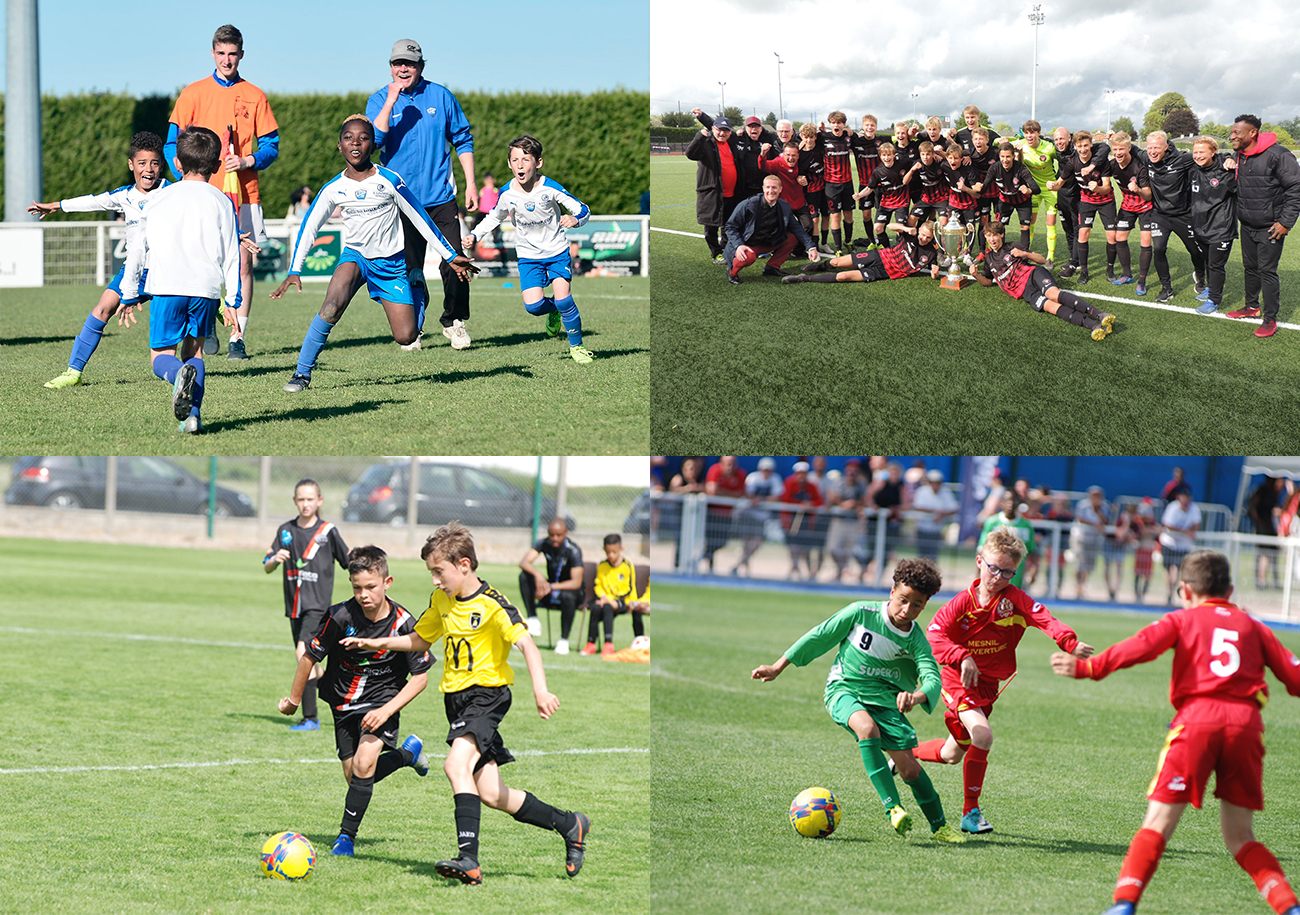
[341, 461, 574, 529]
[6, 456, 256, 516]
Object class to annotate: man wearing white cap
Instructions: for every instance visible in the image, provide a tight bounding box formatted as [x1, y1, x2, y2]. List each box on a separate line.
[368, 39, 477, 350]
[912, 469, 958, 560]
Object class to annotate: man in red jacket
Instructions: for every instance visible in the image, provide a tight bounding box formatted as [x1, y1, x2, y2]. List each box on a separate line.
[1051, 550, 1300, 915]
[915, 528, 1094, 834]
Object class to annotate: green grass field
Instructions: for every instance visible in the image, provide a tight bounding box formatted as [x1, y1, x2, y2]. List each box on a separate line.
[650, 153, 1300, 454]
[0, 538, 648, 914]
[651, 580, 1300, 915]
[0, 277, 648, 453]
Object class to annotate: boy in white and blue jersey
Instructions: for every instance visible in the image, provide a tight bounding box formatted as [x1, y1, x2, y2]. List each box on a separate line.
[119, 126, 242, 434]
[29, 132, 169, 389]
[465, 135, 595, 364]
[272, 115, 476, 393]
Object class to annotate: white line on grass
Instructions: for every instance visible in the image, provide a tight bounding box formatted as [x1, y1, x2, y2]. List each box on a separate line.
[0, 626, 291, 651]
[0, 747, 650, 776]
[468, 288, 648, 300]
[650, 225, 1296, 332]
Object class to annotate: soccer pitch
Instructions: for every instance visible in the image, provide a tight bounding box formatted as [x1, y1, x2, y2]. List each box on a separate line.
[0, 538, 649, 914]
[651, 580, 1300, 915]
[0, 276, 648, 453]
[650, 153, 1300, 454]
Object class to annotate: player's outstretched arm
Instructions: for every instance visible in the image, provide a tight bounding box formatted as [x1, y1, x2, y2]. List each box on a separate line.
[27, 200, 60, 218]
[270, 274, 302, 299]
[340, 632, 431, 653]
[751, 655, 790, 682]
[516, 634, 559, 719]
[361, 671, 428, 732]
[279, 652, 318, 714]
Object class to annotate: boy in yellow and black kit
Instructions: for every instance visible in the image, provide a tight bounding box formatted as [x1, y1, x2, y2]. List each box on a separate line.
[342, 521, 590, 886]
[584, 532, 649, 655]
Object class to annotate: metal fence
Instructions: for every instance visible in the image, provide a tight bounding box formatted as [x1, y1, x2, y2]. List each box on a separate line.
[642, 491, 1298, 621]
[0, 456, 645, 565]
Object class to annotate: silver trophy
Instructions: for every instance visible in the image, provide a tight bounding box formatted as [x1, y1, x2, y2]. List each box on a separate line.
[938, 211, 974, 290]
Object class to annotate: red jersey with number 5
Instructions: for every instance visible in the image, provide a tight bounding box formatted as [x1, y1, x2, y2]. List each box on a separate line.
[1074, 598, 1300, 710]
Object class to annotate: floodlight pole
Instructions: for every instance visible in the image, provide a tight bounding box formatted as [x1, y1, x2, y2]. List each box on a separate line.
[774, 53, 784, 121]
[911, 93, 918, 123]
[1105, 88, 1115, 131]
[5, 0, 42, 222]
[718, 81, 727, 114]
[1028, 5, 1045, 123]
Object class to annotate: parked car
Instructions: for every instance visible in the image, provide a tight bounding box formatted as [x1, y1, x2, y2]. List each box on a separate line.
[5, 456, 255, 517]
[341, 460, 574, 530]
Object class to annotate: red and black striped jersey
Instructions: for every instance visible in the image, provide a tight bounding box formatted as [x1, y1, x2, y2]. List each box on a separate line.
[819, 129, 854, 184]
[983, 160, 1038, 204]
[799, 141, 825, 192]
[893, 141, 921, 176]
[1063, 151, 1114, 204]
[970, 147, 999, 198]
[306, 597, 433, 712]
[915, 158, 947, 204]
[868, 162, 911, 209]
[956, 125, 1001, 159]
[850, 134, 884, 188]
[942, 160, 982, 209]
[879, 234, 940, 279]
[979, 244, 1037, 298]
[1110, 155, 1154, 213]
[271, 518, 350, 619]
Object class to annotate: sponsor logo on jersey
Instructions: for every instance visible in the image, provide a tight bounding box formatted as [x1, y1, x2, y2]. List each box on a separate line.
[1168, 776, 1187, 791]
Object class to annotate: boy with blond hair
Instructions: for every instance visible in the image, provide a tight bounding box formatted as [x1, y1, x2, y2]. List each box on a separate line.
[819, 112, 856, 253]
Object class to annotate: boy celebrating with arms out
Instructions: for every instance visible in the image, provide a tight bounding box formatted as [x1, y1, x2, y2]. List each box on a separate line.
[264, 479, 350, 731]
[278, 546, 433, 857]
[119, 126, 241, 434]
[1052, 551, 1300, 915]
[916, 529, 1093, 834]
[30, 131, 169, 390]
[465, 134, 595, 363]
[751, 558, 966, 844]
[342, 522, 590, 885]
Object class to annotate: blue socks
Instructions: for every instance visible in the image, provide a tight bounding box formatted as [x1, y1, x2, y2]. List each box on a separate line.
[296, 315, 335, 377]
[524, 295, 556, 316]
[556, 295, 582, 346]
[186, 358, 205, 417]
[151, 354, 204, 419]
[68, 314, 107, 371]
[409, 268, 427, 332]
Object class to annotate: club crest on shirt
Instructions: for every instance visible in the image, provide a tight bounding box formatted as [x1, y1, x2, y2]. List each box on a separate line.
[427, 107, 437, 116]
[356, 190, 367, 199]
[1210, 179, 1220, 187]
[996, 599, 1014, 619]
[470, 611, 482, 629]
[345, 625, 356, 637]
[526, 202, 536, 212]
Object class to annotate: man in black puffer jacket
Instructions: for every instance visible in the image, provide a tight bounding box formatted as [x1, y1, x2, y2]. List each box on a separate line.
[1225, 114, 1300, 337]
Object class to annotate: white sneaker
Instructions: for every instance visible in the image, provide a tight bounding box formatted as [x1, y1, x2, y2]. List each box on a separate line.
[554, 638, 569, 655]
[398, 334, 422, 351]
[442, 319, 471, 350]
[527, 616, 542, 637]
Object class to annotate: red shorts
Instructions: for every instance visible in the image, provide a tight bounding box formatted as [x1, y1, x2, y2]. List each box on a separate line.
[940, 677, 1001, 745]
[1147, 699, 1265, 810]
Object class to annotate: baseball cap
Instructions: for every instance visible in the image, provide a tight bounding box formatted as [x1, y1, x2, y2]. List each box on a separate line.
[758, 457, 776, 471]
[845, 458, 862, 467]
[390, 39, 423, 64]
[793, 461, 810, 473]
[713, 116, 732, 130]
[745, 116, 761, 126]
[926, 469, 944, 482]
[1087, 485, 1103, 494]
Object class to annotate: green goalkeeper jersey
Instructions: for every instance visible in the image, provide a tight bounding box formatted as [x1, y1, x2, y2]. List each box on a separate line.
[785, 601, 941, 714]
[1014, 137, 1058, 189]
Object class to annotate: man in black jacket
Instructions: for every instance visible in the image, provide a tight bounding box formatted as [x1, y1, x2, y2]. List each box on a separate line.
[1137, 131, 1208, 303]
[1225, 114, 1300, 337]
[723, 175, 819, 284]
[686, 114, 744, 262]
[694, 109, 779, 198]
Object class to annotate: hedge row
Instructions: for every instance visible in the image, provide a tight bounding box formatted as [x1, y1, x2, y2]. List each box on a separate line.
[0, 89, 648, 218]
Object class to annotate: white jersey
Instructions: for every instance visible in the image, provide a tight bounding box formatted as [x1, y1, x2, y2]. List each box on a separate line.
[61, 181, 170, 276]
[121, 180, 241, 308]
[288, 165, 456, 275]
[472, 176, 589, 260]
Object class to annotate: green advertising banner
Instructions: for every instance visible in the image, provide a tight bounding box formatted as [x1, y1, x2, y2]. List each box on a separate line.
[467, 215, 648, 278]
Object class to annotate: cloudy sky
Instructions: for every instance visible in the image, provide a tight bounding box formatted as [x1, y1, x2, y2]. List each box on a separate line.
[651, 0, 1300, 132]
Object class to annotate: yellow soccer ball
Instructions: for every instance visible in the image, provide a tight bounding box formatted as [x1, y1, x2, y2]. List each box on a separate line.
[789, 787, 841, 838]
[260, 831, 315, 880]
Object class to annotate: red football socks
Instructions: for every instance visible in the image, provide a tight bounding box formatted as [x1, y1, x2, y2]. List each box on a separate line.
[1114, 828, 1167, 904]
[962, 745, 989, 814]
[1235, 841, 1300, 913]
[913, 738, 949, 763]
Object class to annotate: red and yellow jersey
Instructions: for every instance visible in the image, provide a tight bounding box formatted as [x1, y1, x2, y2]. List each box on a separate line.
[1074, 598, 1300, 711]
[170, 75, 278, 203]
[927, 579, 1080, 685]
[595, 558, 638, 601]
[414, 580, 526, 693]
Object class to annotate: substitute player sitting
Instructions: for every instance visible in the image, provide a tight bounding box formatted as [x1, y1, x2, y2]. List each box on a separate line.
[914, 529, 1094, 835]
[278, 545, 432, 857]
[464, 134, 595, 364]
[1051, 550, 1300, 915]
[784, 221, 940, 285]
[31, 131, 169, 390]
[751, 558, 966, 844]
[974, 222, 1115, 340]
[274, 115, 475, 393]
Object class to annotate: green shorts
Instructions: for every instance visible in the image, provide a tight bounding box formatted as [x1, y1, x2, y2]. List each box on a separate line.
[827, 689, 919, 750]
[1035, 189, 1058, 211]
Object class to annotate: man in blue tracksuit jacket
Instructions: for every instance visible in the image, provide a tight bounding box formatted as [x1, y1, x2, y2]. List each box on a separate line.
[368, 38, 477, 350]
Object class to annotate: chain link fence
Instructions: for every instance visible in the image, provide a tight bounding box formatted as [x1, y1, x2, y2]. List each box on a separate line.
[0, 456, 645, 567]
[644, 491, 1300, 622]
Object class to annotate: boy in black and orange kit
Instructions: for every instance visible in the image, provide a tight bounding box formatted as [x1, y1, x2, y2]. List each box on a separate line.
[1052, 550, 1300, 915]
[915, 529, 1094, 835]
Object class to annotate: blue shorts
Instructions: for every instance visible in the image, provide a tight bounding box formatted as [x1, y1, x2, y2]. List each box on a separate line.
[149, 295, 218, 350]
[107, 265, 151, 303]
[340, 248, 412, 304]
[517, 252, 572, 291]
